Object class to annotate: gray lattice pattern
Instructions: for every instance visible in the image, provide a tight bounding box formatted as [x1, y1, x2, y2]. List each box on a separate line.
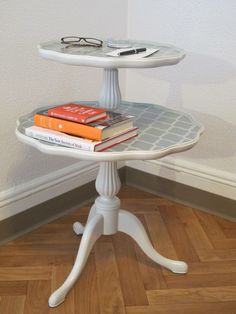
[109, 102, 202, 152]
[17, 101, 202, 153]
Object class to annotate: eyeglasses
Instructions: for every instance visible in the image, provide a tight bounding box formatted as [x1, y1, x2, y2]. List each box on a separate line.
[61, 36, 103, 48]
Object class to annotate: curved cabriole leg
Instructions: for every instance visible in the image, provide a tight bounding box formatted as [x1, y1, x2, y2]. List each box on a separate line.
[49, 213, 104, 307]
[73, 204, 97, 235]
[72, 221, 84, 236]
[118, 210, 188, 274]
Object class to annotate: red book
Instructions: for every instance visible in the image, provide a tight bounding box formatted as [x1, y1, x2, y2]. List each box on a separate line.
[48, 103, 107, 124]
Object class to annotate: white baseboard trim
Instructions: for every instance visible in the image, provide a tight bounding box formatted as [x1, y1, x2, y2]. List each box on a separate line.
[0, 160, 125, 221]
[126, 158, 236, 201]
[1, 156, 234, 222]
[0, 161, 97, 221]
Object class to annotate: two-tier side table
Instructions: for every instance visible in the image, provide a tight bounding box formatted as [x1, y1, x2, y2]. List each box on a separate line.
[16, 40, 203, 307]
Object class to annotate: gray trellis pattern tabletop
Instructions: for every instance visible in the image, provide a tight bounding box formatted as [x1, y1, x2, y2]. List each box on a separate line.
[110, 102, 202, 152]
[16, 101, 203, 155]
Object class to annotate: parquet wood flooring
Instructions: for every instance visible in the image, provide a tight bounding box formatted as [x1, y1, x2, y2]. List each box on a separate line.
[0, 185, 236, 314]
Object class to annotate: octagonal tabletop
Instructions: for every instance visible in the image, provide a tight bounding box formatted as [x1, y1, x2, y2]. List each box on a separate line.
[16, 101, 203, 162]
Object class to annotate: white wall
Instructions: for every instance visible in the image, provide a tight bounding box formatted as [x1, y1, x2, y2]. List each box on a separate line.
[126, 0, 236, 196]
[0, 0, 127, 219]
[1, 0, 235, 221]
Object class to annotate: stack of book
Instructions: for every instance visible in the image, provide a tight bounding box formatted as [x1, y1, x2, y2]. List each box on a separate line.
[25, 103, 138, 152]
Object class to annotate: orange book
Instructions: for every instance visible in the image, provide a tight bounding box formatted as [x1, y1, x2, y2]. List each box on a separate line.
[34, 109, 134, 141]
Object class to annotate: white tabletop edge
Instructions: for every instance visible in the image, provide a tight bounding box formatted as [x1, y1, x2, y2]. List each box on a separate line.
[38, 44, 185, 69]
[15, 123, 203, 162]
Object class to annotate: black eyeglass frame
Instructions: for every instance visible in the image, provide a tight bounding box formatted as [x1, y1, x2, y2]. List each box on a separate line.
[61, 36, 103, 48]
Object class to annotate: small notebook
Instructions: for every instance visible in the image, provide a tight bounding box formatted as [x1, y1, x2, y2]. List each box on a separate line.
[106, 47, 159, 58]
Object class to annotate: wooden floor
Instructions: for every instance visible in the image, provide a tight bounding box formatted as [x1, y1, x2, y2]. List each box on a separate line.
[1, 185, 236, 314]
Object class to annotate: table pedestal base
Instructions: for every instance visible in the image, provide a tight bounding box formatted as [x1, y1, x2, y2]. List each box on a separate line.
[48, 161, 188, 308]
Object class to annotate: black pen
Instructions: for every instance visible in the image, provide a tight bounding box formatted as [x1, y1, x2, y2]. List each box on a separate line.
[119, 48, 146, 56]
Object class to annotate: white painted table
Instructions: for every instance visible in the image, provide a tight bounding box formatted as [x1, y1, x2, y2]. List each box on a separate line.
[16, 40, 203, 308]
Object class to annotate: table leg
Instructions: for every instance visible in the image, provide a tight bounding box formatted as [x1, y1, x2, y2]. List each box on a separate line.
[49, 213, 104, 307]
[99, 68, 121, 109]
[118, 209, 188, 274]
[73, 204, 96, 235]
[48, 161, 121, 307]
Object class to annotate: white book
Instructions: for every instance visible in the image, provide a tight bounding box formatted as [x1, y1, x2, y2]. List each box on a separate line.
[25, 126, 138, 152]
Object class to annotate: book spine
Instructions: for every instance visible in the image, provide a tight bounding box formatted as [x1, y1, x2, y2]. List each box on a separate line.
[25, 128, 94, 151]
[34, 114, 102, 141]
